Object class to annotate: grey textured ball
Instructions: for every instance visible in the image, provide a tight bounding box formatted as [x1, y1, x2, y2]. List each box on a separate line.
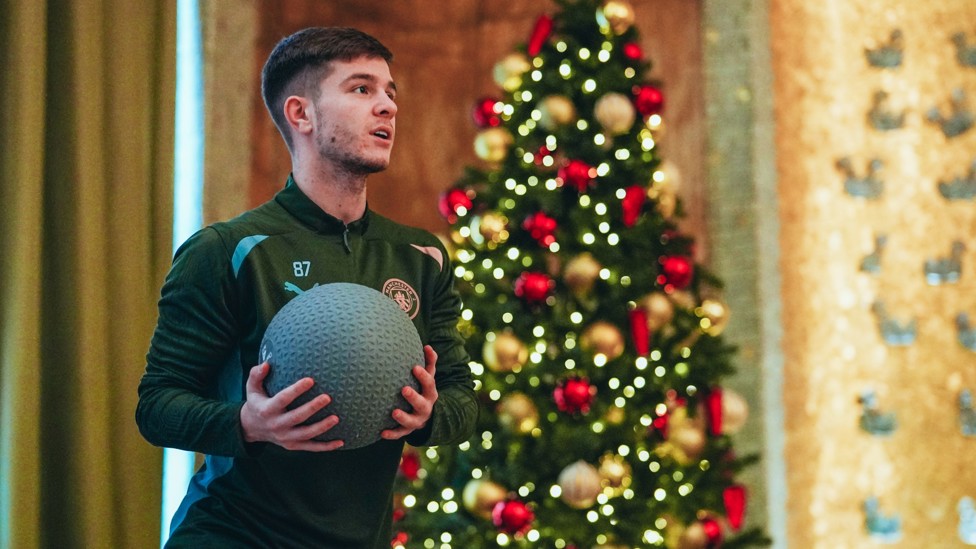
[260, 282, 423, 450]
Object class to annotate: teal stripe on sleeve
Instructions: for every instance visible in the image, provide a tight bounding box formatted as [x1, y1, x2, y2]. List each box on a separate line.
[232, 235, 269, 277]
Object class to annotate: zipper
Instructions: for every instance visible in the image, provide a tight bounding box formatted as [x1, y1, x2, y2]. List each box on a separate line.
[342, 226, 352, 253]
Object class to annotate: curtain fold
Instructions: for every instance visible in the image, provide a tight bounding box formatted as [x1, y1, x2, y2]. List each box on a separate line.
[0, 1, 176, 547]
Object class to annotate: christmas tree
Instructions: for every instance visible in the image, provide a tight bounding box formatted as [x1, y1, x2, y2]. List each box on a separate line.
[393, 1, 767, 547]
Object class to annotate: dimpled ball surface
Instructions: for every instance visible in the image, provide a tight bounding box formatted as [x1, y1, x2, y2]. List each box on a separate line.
[260, 282, 423, 450]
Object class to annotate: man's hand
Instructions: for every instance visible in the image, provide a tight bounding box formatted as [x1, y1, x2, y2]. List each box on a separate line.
[240, 362, 344, 451]
[381, 345, 438, 440]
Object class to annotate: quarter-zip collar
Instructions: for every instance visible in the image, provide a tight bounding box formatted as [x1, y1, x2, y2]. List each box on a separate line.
[274, 174, 371, 238]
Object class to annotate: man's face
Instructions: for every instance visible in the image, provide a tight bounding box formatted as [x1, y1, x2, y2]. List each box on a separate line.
[311, 56, 397, 175]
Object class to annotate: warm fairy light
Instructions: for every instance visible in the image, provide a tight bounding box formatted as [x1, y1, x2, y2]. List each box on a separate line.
[565, 359, 577, 369]
[527, 531, 540, 542]
[579, 47, 591, 60]
[518, 125, 530, 136]
[598, 49, 611, 62]
[623, 386, 635, 397]
[598, 222, 610, 233]
[474, 283, 485, 293]
[565, 337, 577, 349]
[458, 441, 471, 451]
[576, 119, 588, 130]
[614, 397, 625, 407]
[545, 178, 558, 190]
[505, 178, 517, 189]
[533, 325, 545, 336]
[635, 357, 648, 369]
[593, 133, 606, 146]
[530, 352, 542, 363]
[502, 104, 515, 116]
[594, 354, 607, 366]
[550, 484, 562, 497]
[681, 347, 691, 358]
[601, 504, 614, 516]
[608, 234, 620, 245]
[502, 312, 513, 323]
[675, 363, 689, 376]
[648, 114, 663, 127]
[583, 233, 596, 244]
[556, 41, 567, 52]
[531, 69, 542, 81]
[492, 268, 504, 279]
[650, 350, 662, 360]
[639, 415, 652, 427]
[404, 495, 417, 507]
[518, 486, 530, 497]
[615, 188, 627, 199]
[441, 532, 453, 542]
[599, 268, 611, 279]
[654, 366, 666, 377]
[482, 258, 493, 268]
[654, 489, 666, 501]
[472, 468, 484, 479]
[678, 484, 693, 496]
[615, 149, 630, 160]
[608, 377, 620, 389]
[532, 57, 543, 68]
[618, 445, 630, 456]
[503, 198, 516, 209]
[427, 501, 439, 512]
[559, 62, 572, 78]
[583, 78, 597, 92]
[641, 136, 655, 150]
[549, 242, 560, 252]
[597, 163, 610, 176]
[461, 309, 473, 320]
[624, 67, 636, 78]
[587, 511, 599, 522]
[496, 533, 510, 545]
[570, 312, 583, 323]
[649, 462, 661, 473]
[458, 226, 470, 238]
[489, 390, 501, 401]
[579, 195, 591, 207]
[521, 91, 533, 102]
[594, 203, 607, 215]
[592, 422, 605, 434]
[534, 341, 545, 353]
[643, 530, 664, 544]
[515, 184, 527, 195]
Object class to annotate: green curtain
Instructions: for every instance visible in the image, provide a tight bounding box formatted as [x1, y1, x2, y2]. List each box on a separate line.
[0, 1, 176, 547]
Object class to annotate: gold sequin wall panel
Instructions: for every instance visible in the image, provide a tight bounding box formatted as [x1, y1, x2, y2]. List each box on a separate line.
[772, 1, 976, 547]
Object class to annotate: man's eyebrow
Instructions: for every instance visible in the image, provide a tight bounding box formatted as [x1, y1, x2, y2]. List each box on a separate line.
[342, 73, 397, 93]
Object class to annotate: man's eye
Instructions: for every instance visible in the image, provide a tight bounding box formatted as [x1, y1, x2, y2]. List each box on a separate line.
[355, 85, 368, 94]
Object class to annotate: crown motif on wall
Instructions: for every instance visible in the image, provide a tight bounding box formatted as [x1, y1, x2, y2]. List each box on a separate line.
[952, 32, 976, 67]
[838, 157, 884, 199]
[927, 88, 974, 138]
[959, 390, 976, 436]
[868, 91, 906, 131]
[860, 234, 888, 275]
[864, 496, 902, 542]
[865, 29, 904, 68]
[924, 240, 964, 285]
[872, 301, 916, 346]
[957, 314, 976, 352]
[939, 158, 976, 200]
[859, 389, 898, 436]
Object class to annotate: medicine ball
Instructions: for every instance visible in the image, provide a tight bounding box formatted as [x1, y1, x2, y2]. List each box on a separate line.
[260, 282, 424, 450]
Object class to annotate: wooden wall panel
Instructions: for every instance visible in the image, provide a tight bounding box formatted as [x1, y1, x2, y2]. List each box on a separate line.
[248, 0, 707, 252]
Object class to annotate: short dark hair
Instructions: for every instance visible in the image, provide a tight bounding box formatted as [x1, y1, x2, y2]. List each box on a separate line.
[261, 27, 393, 150]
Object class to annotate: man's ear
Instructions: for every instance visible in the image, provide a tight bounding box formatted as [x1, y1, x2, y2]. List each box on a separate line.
[283, 95, 314, 136]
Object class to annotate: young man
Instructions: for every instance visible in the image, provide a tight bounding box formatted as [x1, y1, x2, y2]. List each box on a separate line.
[137, 27, 478, 547]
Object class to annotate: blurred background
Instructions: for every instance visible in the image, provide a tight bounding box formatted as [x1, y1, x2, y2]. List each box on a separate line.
[3, 0, 976, 547]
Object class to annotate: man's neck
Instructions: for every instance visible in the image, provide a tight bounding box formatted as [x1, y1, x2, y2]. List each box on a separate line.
[292, 164, 368, 225]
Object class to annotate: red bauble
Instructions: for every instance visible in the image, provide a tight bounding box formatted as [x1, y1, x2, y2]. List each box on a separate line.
[633, 84, 665, 116]
[527, 14, 554, 57]
[554, 376, 595, 414]
[723, 484, 747, 531]
[392, 531, 408, 545]
[659, 255, 693, 289]
[472, 97, 502, 128]
[523, 211, 558, 247]
[558, 159, 595, 192]
[399, 449, 421, 480]
[651, 410, 669, 440]
[628, 307, 649, 356]
[514, 272, 553, 303]
[438, 187, 473, 223]
[621, 185, 646, 227]
[622, 42, 643, 61]
[702, 516, 724, 548]
[492, 498, 535, 534]
[704, 387, 723, 436]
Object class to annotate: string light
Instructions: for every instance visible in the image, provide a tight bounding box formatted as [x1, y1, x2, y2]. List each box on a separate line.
[578, 47, 591, 60]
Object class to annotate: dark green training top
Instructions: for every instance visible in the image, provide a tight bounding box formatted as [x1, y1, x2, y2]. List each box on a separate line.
[136, 176, 478, 548]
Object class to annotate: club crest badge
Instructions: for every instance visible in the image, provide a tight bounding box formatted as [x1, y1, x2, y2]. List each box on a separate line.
[383, 278, 420, 319]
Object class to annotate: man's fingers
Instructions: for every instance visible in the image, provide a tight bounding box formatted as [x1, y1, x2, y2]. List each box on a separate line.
[271, 376, 316, 407]
[412, 365, 437, 397]
[245, 362, 270, 396]
[283, 393, 332, 425]
[423, 345, 437, 375]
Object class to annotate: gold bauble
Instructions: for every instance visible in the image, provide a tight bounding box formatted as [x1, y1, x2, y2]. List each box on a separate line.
[604, 405, 626, 425]
[698, 298, 730, 335]
[474, 127, 513, 163]
[668, 289, 697, 310]
[597, 0, 636, 35]
[641, 292, 675, 332]
[483, 332, 528, 372]
[557, 460, 602, 509]
[580, 321, 625, 360]
[677, 521, 708, 549]
[721, 388, 749, 435]
[538, 95, 577, 131]
[497, 392, 540, 434]
[478, 212, 510, 245]
[648, 160, 681, 218]
[462, 479, 508, 520]
[493, 52, 531, 92]
[594, 92, 637, 135]
[564, 253, 602, 295]
[669, 425, 706, 464]
[598, 453, 632, 495]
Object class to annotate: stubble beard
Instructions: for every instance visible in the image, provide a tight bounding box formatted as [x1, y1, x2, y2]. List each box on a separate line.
[315, 128, 388, 194]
